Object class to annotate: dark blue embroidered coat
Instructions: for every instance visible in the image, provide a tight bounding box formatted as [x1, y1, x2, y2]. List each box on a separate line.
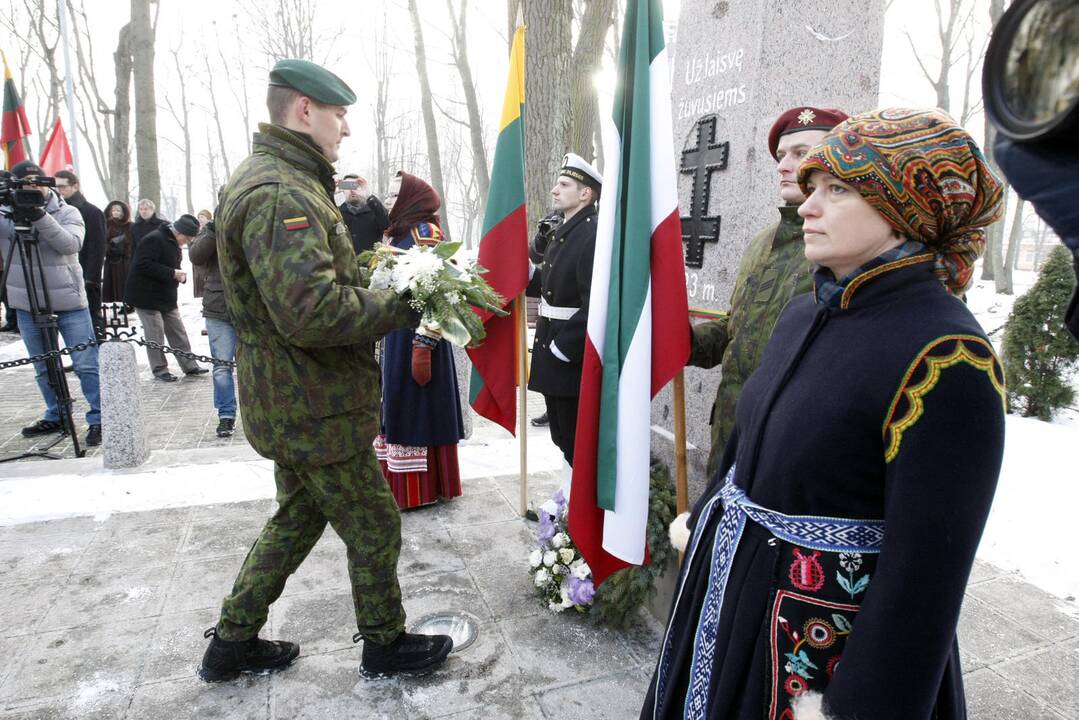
[379, 225, 464, 447]
[643, 254, 1006, 720]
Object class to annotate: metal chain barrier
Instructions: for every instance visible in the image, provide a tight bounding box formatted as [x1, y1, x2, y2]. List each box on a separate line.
[0, 302, 237, 371]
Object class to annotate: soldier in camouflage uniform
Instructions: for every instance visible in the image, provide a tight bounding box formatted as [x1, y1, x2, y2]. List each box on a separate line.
[197, 59, 452, 683]
[688, 107, 848, 479]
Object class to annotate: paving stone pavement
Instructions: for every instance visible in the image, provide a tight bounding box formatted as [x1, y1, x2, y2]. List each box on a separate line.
[1, 311, 1078, 718]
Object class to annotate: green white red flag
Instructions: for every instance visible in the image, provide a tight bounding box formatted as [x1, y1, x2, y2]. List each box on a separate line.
[1, 49, 31, 170]
[568, 0, 690, 586]
[467, 26, 528, 435]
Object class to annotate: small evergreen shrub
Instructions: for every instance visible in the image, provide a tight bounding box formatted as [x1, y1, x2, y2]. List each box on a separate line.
[1002, 245, 1079, 420]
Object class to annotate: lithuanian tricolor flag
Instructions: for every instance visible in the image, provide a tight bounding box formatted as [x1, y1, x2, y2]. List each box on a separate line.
[568, 0, 690, 586]
[1, 50, 31, 170]
[466, 26, 528, 435]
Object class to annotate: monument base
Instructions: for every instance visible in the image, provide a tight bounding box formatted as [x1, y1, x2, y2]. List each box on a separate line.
[99, 341, 150, 468]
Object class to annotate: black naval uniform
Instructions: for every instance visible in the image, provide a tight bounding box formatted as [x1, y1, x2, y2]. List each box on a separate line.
[526, 203, 598, 465]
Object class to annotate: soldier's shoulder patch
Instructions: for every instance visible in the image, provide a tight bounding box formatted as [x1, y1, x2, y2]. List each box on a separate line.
[411, 223, 442, 247]
[283, 215, 310, 231]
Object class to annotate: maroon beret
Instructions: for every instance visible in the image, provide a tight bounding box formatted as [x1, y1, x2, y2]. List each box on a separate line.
[767, 107, 849, 160]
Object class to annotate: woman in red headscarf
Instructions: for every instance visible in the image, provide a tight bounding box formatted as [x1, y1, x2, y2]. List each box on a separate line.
[374, 171, 464, 509]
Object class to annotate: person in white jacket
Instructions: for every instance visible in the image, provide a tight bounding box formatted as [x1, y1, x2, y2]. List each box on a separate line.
[0, 161, 100, 447]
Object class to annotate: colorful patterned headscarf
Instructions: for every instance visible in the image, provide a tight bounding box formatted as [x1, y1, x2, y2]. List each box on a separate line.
[797, 108, 1004, 295]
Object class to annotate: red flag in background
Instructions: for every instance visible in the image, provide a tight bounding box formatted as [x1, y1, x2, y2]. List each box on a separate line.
[39, 118, 74, 176]
[1, 49, 31, 170]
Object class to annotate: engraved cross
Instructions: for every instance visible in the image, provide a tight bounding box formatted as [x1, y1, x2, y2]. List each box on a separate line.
[680, 115, 729, 269]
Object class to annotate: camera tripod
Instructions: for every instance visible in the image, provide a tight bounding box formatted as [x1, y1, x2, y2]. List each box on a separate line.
[0, 221, 85, 462]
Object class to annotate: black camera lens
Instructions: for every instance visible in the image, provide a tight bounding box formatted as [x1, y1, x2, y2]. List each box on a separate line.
[984, 0, 1079, 144]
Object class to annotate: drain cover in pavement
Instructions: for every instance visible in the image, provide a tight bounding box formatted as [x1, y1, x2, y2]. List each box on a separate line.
[410, 611, 479, 653]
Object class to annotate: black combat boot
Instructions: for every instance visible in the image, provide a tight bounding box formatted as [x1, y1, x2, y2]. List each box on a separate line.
[197, 627, 300, 682]
[357, 631, 453, 678]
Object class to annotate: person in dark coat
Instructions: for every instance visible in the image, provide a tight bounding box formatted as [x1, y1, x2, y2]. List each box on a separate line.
[525, 152, 601, 515]
[102, 200, 134, 304]
[375, 171, 464, 509]
[130, 198, 168, 248]
[645, 109, 1007, 720]
[55, 170, 106, 338]
[124, 213, 207, 381]
[189, 217, 237, 437]
[338, 173, 389, 255]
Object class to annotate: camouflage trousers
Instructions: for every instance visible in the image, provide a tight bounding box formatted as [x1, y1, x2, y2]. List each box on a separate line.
[216, 448, 405, 645]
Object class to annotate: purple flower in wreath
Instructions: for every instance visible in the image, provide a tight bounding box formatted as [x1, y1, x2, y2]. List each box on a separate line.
[537, 511, 557, 544]
[553, 488, 567, 512]
[567, 575, 595, 606]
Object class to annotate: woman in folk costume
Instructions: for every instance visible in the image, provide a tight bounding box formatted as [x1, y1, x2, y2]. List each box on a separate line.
[102, 200, 134, 304]
[375, 171, 464, 509]
[643, 109, 1006, 720]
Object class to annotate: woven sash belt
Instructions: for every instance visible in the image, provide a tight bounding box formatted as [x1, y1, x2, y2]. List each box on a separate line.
[539, 299, 580, 321]
[653, 465, 887, 720]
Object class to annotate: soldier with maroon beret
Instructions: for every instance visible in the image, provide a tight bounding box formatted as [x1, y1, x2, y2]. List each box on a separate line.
[686, 106, 849, 479]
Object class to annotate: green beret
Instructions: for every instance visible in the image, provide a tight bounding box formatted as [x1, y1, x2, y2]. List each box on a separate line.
[268, 58, 356, 106]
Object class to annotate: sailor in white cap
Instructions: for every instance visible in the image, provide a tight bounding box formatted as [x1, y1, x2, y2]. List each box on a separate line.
[526, 152, 602, 516]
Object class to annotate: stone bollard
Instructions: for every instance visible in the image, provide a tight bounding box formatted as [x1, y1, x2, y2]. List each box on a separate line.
[451, 344, 473, 439]
[99, 340, 150, 468]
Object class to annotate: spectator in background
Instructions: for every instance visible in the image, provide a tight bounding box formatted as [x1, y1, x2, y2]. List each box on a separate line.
[192, 208, 212, 301]
[131, 198, 167, 248]
[338, 173, 389, 255]
[0, 161, 100, 446]
[55, 170, 106, 339]
[125, 213, 208, 382]
[189, 212, 237, 437]
[103, 200, 134, 306]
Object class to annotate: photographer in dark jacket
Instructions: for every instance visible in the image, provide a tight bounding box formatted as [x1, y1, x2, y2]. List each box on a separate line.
[338, 173, 389, 255]
[124, 213, 207, 381]
[189, 218, 237, 437]
[55, 170, 106, 338]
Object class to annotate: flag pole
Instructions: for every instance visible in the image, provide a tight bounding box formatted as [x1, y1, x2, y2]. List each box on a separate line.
[515, 293, 529, 516]
[672, 371, 689, 516]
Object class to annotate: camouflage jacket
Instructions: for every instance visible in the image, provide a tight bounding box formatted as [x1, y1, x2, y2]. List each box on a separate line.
[688, 204, 813, 477]
[217, 123, 417, 468]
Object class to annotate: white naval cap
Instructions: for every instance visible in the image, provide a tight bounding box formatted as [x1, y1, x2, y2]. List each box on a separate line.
[559, 152, 602, 194]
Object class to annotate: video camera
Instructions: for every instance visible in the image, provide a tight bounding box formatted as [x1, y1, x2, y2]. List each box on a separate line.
[0, 170, 55, 225]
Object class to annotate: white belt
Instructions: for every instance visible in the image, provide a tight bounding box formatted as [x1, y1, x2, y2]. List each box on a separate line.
[539, 299, 580, 321]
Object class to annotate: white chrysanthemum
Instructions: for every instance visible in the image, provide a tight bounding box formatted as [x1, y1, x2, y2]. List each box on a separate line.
[529, 549, 542, 568]
[572, 562, 591, 580]
[551, 564, 564, 575]
[559, 548, 575, 565]
[560, 584, 574, 608]
[549, 600, 566, 613]
[550, 533, 565, 549]
[534, 568, 549, 587]
[369, 264, 393, 290]
[543, 550, 557, 567]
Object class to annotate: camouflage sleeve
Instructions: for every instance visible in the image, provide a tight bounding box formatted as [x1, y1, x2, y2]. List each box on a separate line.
[241, 185, 417, 347]
[687, 315, 731, 368]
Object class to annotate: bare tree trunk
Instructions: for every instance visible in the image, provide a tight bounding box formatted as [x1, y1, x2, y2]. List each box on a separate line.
[111, 22, 133, 201]
[999, 198, 1024, 292]
[565, 0, 616, 163]
[372, 15, 392, 194]
[206, 131, 220, 203]
[165, 51, 193, 214]
[905, 0, 975, 114]
[130, 0, 160, 206]
[203, 54, 232, 179]
[446, 0, 490, 206]
[983, 0, 1006, 284]
[407, 0, 450, 236]
[524, 0, 573, 229]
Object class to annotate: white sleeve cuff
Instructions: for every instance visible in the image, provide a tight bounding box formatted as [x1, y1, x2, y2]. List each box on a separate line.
[529, 260, 537, 281]
[550, 341, 570, 363]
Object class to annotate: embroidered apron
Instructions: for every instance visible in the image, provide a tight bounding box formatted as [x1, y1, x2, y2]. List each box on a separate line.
[654, 466, 886, 720]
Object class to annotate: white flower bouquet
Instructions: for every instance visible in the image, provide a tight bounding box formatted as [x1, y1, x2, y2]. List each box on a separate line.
[528, 489, 595, 613]
[359, 240, 508, 347]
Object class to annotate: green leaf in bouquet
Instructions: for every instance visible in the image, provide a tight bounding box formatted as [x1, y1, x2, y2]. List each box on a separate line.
[437, 311, 473, 347]
[433, 240, 462, 260]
